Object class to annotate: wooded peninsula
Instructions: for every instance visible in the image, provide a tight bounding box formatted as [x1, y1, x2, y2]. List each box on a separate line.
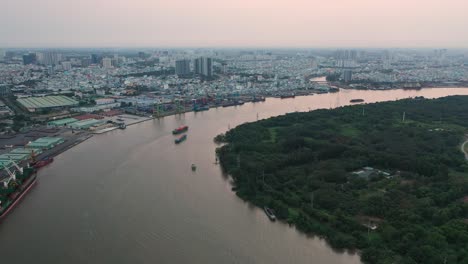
[217, 96, 468, 264]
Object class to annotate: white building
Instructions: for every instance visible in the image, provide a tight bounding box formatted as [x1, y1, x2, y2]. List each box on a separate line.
[95, 98, 116, 105]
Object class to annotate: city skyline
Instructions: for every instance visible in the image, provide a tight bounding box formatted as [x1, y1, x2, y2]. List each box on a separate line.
[2, 0, 468, 48]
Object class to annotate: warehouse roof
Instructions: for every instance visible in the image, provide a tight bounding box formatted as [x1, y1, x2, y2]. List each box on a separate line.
[17, 96, 78, 110]
[69, 118, 105, 129]
[48, 118, 78, 126]
[10, 147, 42, 155]
[0, 153, 30, 162]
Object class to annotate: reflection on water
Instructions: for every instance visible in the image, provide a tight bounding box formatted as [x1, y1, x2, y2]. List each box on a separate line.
[1, 88, 468, 264]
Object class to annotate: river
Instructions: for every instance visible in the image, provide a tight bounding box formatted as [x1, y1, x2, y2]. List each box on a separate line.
[2, 88, 468, 263]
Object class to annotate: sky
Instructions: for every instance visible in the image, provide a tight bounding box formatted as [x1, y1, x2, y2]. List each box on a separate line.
[2, 0, 468, 48]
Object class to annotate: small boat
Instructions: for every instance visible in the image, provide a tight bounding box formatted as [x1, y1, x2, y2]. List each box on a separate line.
[191, 164, 197, 171]
[173, 125, 189, 135]
[175, 134, 187, 144]
[264, 207, 276, 221]
[350, 99, 365, 103]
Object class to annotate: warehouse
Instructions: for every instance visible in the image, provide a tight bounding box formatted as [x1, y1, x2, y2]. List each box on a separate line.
[0, 153, 30, 162]
[27, 137, 64, 150]
[17, 96, 79, 112]
[10, 147, 43, 155]
[69, 119, 105, 130]
[47, 118, 79, 127]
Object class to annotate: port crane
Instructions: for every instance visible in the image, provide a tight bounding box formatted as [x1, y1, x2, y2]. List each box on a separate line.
[9, 159, 23, 174]
[2, 166, 17, 188]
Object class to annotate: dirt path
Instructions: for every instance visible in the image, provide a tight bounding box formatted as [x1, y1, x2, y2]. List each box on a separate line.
[461, 139, 468, 160]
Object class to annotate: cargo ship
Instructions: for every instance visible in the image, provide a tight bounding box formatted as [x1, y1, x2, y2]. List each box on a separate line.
[194, 105, 209, 112]
[32, 157, 53, 169]
[172, 125, 189, 135]
[350, 99, 365, 103]
[280, 94, 295, 99]
[0, 165, 37, 219]
[222, 101, 237, 107]
[222, 101, 244, 107]
[264, 207, 276, 221]
[175, 134, 187, 144]
[252, 96, 266, 102]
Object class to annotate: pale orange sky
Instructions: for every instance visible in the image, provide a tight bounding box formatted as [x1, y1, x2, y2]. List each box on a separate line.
[2, 0, 467, 48]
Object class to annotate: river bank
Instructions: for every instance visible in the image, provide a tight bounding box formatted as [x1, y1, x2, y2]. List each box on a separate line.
[217, 95, 468, 263]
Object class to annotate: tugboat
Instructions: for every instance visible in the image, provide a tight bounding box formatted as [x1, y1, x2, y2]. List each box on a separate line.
[175, 134, 187, 144]
[191, 164, 197, 171]
[264, 206, 276, 221]
[172, 125, 189, 135]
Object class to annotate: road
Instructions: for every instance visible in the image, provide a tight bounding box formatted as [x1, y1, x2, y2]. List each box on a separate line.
[461, 138, 468, 160]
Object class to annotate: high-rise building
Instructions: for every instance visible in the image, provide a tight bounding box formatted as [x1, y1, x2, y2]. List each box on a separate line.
[194, 57, 213, 77]
[22, 53, 37, 65]
[111, 58, 120, 68]
[175, 59, 191, 76]
[43, 51, 59, 66]
[102, 58, 112, 69]
[5, 51, 15, 60]
[91, 54, 102, 64]
[343, 69, 353, 83]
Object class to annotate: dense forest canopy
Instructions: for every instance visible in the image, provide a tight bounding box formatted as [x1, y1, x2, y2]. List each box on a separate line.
[217, 96, 468, 264]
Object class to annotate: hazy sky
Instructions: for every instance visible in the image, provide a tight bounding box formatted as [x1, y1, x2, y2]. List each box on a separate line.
[2, 0, 467, 48]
